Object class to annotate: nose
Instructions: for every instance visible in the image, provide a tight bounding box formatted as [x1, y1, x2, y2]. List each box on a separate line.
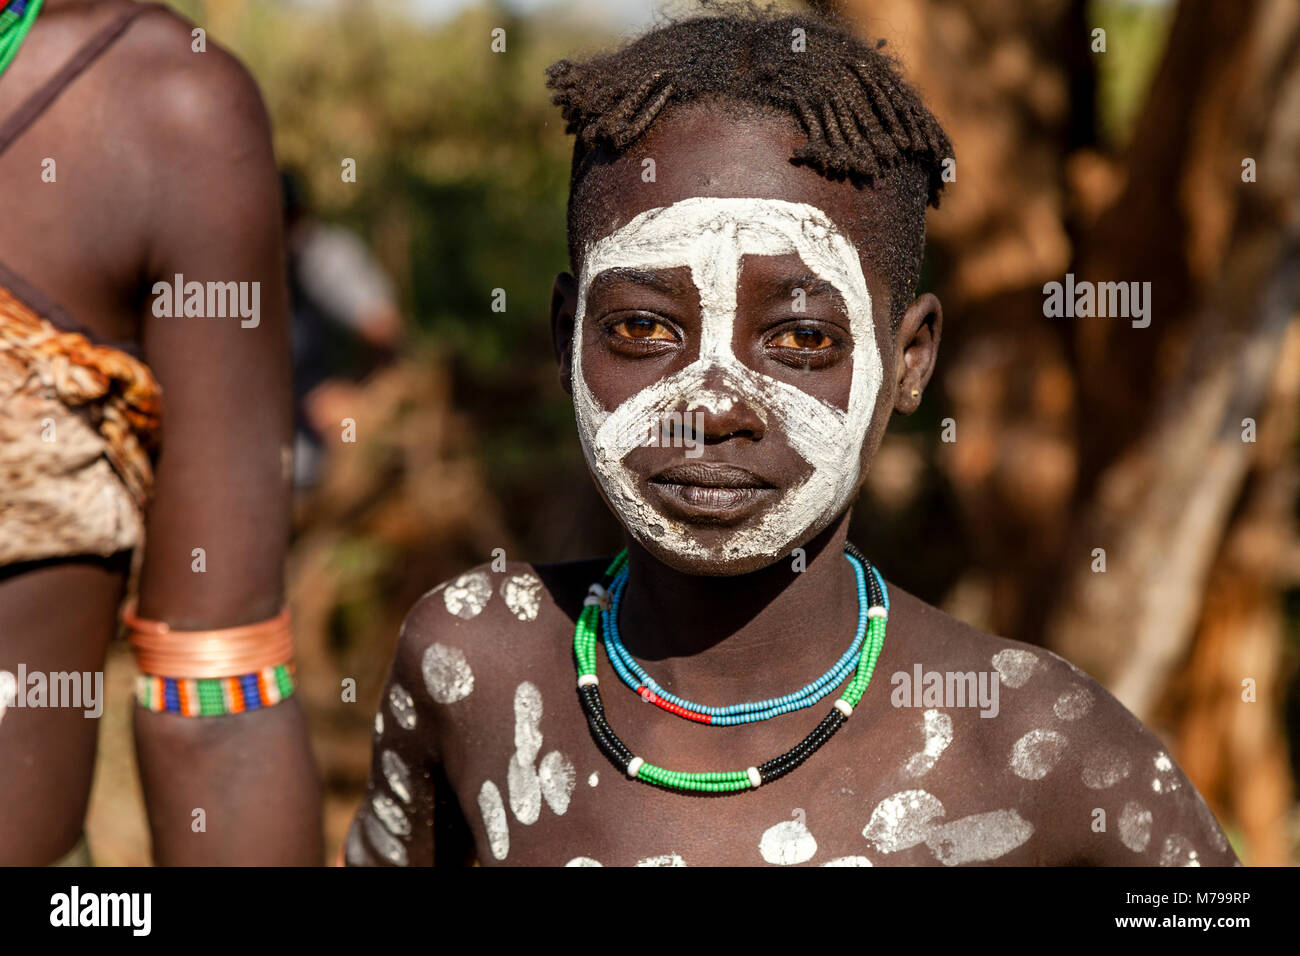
[675, 393, 767, 445]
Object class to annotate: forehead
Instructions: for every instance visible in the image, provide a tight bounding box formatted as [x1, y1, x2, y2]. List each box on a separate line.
[580, 197, 869, 317]
[574, 101, 884, 282]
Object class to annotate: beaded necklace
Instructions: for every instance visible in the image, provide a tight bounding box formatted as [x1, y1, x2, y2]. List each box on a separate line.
[601, 550, 888, 724]
[573, 544, 888, 793]
[0, 0, 42, 77]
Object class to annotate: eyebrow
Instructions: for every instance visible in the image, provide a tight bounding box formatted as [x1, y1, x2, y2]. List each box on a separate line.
[588, 267, 694, 297]
[764, 274, 844, 301]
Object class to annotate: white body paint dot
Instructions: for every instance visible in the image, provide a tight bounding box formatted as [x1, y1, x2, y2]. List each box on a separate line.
[478, 780, 510, 861]
[565, 857, 602, 867]
[1053, 686, 1093, 720]
[1082, 748, 1131, 789]
[991, 649, 1038, 688]
[380, 750, 412, 804]
[362, 813, 407, 866]
[373, 711, 383, 736]
[1119, 801, 1153, 853]
[344, 821, 366, 866]
[822, 856, 873, 867]
[422, 643, 475, 703]
[539, 750, 577, 816]
[372, 793, 410, 837]
[500, 572, 543, 621]
[759, 820, 818, 865]
[1151, 751, 1181, 794]
[508, 681, 546, 824]
[635, 853, 686, 867]
[443, 571, 492, 619]
[1159, 834, 1201, 867]
[1010, 729, 1068, 780]
[924, 810, 1034, 866]
[903, 709, 952, 778]
[588, 772, 599, 788]
[387, 683, 416, 730]
[863, 790, 945, 854]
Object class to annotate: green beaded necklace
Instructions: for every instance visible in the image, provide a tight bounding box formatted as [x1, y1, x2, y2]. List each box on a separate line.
[573, 546, 888, 793]
[0, 0, 43, 78]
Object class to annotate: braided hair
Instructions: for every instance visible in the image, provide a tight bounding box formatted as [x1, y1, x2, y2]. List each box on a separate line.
[546, 5, 953, 326]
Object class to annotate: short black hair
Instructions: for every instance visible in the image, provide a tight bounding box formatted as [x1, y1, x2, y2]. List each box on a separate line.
[546, 5, 953, 326]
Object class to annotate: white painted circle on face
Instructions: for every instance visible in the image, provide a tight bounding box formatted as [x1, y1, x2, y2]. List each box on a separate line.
[572, 197, 884, 566]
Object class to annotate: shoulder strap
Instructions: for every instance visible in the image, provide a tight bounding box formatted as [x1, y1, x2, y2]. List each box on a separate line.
[0, 2, 156, 158]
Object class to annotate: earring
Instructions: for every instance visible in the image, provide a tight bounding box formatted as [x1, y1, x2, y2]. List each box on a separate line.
[910, 389, 920, 398]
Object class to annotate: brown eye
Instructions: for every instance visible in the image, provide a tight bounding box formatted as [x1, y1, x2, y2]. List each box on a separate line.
[770, 328, 833, 351]
[612, 317, 675, 341]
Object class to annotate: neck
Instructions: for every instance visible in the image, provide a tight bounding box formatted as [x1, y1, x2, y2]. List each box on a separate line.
[615, 514, 864, 700]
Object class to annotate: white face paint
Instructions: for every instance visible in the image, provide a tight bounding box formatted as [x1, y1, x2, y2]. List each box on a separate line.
[572, 197, 884, 565]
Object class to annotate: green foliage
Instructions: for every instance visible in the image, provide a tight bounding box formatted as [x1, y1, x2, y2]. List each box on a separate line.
[1089, 0, 1176, 150]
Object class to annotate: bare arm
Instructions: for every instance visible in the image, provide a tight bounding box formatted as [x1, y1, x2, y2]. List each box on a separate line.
[126, 12, 321, 865]
[344, 591, 448, 867]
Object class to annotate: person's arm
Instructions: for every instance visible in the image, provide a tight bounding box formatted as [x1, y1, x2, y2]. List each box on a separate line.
[127, 15, 321, 865]
[343, 593, 446, 867]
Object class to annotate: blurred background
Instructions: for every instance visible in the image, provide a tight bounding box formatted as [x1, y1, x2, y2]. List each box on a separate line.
[84, 0, 1300, 865]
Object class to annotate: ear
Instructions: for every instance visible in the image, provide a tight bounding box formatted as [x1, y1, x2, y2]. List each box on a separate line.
[893, 292, 942, 415]
[550, 271, 578, 396]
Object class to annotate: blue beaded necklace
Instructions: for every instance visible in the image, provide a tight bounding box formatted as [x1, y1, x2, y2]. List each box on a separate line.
[600, 546, 890, 725]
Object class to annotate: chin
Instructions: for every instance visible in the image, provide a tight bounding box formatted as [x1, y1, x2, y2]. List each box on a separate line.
[624, 513, 837, 578]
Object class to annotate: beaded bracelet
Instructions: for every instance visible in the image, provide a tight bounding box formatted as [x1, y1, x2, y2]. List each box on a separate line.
[123, 601, 297, 717]
[136, 664, 296, 716]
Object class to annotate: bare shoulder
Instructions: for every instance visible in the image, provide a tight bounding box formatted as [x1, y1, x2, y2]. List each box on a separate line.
[392, 557, 608, 712]
[88, 2, 274, 175]
[880, 583, 1237, 865]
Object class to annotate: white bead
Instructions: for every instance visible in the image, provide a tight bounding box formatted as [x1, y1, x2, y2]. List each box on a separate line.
[867, 606, 888, 620]
[627, 757, 643, 778]
[834, 698, 853, 718]
[577, 674, 599, 688]
[747, 766, 761, 788]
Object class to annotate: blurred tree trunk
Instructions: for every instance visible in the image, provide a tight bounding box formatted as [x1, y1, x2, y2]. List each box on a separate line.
[824, 0, 1300, 863]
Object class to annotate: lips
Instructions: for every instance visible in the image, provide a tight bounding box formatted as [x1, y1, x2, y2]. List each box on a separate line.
[647, 462, 777, 524]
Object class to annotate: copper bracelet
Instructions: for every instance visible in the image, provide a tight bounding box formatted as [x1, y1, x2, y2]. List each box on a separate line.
[123, 601, 294, 679]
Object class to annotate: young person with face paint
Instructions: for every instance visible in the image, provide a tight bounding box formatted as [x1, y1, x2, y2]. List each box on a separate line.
[348, 10, 1238, 867]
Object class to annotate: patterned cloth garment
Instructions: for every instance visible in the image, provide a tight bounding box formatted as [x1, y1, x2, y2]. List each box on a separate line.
[0, 285, 161, 565]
